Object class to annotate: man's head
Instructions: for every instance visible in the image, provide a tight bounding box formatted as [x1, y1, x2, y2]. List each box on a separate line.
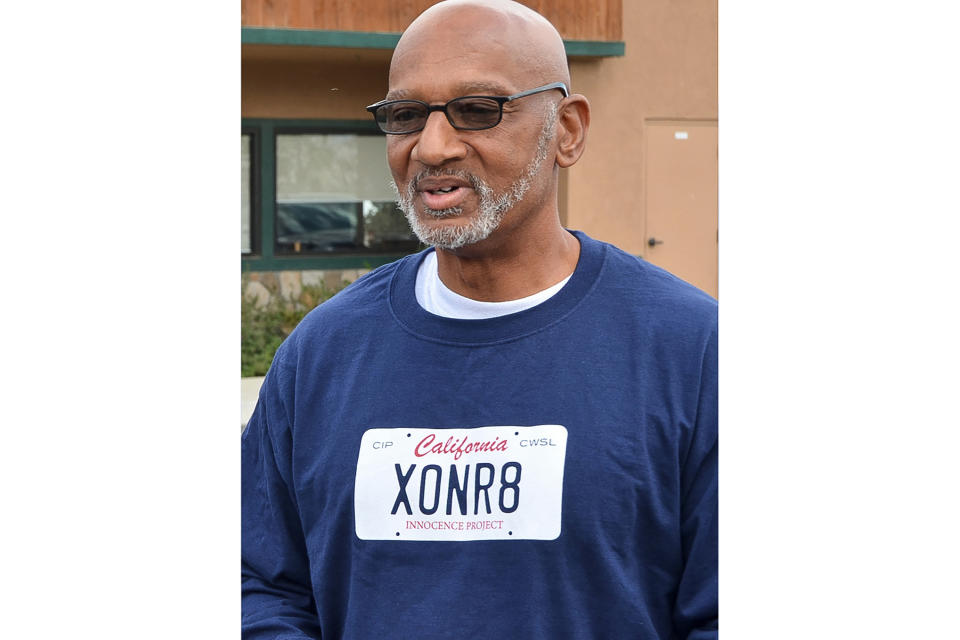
[381, 0, 590, 252]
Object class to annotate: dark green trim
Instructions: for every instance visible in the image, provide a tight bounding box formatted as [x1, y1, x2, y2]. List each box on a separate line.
[243, 27, 400, 50]
[562, 40, 625, 57]
[243, 118, 381, 134]
[242, 27, 625, 57]
[259, 122, 276, 260]
[242, 254, 406, 272]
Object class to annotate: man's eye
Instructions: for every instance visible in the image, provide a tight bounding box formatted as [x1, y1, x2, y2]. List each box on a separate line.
[455, 100, 499, 116]
[391, 107, 423, 122]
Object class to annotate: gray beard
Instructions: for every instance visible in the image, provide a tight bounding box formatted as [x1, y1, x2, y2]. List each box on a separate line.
[393, 104, 558, 251]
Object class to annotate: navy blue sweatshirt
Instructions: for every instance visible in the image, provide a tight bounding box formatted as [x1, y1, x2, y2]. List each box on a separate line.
[242, 231, 718, 639]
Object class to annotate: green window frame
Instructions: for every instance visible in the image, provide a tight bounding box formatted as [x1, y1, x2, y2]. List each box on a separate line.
[241, 118, 418, 272]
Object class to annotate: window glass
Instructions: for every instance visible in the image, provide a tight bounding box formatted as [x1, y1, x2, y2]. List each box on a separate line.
[275, 134, 418, 254]
[241, 134, 252, 254]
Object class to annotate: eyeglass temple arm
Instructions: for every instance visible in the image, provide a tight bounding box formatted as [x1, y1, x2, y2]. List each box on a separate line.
[505, 82, 570, 102]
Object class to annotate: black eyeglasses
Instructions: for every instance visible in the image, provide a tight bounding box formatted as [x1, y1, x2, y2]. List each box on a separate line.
[366, 82, 569, 134]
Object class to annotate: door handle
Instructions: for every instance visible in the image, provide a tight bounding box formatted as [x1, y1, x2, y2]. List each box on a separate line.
[648, 237, 664, 247]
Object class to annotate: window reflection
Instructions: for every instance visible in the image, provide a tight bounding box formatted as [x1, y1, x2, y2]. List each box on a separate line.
[241, 134, 252, 254]
[275, 134, 419, 255]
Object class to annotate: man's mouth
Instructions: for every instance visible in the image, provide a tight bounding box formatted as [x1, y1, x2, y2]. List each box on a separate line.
[417, 178, 473, 211]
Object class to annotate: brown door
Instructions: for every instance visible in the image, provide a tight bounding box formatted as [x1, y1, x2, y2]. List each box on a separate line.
[643, 120, 718, 298]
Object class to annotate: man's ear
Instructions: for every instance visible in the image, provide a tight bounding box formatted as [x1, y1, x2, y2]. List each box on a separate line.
[554, 94, 590, 168]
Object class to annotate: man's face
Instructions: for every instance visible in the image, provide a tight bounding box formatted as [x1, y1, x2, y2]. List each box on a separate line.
[385, 20, 559, 251]
[393, 108, 557, 250]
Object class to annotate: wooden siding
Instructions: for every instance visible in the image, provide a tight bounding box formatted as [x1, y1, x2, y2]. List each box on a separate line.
[241, 0, 621, 42]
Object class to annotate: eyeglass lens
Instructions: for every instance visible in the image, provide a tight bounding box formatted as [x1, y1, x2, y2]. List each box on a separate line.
[377, 97, 503, 133]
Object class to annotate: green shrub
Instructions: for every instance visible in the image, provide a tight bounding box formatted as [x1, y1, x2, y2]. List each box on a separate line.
[241, 280, 347, 377]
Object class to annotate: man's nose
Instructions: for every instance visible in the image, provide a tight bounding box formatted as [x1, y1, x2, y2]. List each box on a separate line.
[411, 111, 468, 166]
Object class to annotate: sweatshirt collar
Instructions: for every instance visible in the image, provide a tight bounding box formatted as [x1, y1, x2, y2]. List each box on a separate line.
[389, 230, 606, 346]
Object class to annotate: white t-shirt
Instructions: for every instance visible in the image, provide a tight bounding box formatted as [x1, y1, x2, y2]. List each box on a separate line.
[414, 250, 572, 319]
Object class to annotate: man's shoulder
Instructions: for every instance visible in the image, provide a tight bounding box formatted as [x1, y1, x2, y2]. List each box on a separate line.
[585, 237, 717, 375]
[273, 251, 423, 363]
[593, 237, 717, 322]
[308, 256, 404, 316]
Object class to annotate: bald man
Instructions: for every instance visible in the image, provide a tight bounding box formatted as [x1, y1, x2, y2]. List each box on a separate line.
[241, 2, 718, 638]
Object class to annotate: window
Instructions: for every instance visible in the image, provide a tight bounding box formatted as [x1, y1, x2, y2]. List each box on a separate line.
[241, 133, 252, 254]
[241, 120, 421, 270]
[275, 133, 417, 255]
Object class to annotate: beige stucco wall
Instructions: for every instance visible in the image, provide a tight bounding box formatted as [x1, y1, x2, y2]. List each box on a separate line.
[567, 0, 718, 256]
[242, 46, 391, 119]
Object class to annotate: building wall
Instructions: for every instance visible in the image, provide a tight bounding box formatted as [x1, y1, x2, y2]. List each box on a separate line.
[567, 0, 718, 256]
[242, 0, 622, 41]
[242, 47, 397, 296]
[242, 46, 391, 119]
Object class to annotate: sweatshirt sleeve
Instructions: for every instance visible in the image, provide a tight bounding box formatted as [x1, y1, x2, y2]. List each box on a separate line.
[242, 360, 323, 640]
[672, 325, 719, 639]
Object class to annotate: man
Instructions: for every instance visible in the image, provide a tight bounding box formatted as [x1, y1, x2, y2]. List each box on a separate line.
[242, 1, 717, 638]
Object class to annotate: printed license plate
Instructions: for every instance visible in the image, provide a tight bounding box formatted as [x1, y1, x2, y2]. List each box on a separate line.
[354, 425, 568, 541]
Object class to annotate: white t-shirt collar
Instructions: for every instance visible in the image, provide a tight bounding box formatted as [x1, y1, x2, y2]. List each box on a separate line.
[414, 250, 573, 320]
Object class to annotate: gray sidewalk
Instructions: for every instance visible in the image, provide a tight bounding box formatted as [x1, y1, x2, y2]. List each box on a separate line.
[241, 376, 265, 429]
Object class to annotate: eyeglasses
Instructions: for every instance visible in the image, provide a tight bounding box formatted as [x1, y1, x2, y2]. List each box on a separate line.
[366, 82, 569, 134]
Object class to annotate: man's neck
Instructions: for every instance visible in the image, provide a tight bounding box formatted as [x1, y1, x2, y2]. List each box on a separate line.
[434, 222, 580, 302]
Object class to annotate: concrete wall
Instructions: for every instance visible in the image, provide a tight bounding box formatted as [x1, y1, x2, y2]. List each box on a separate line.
[243, 268, 370, 307]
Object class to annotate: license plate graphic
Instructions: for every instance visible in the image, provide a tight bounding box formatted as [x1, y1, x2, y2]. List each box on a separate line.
[354, 425, 568, 541]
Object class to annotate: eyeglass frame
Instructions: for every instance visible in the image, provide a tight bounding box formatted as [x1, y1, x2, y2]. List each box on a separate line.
[365, 82, 570, 134]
